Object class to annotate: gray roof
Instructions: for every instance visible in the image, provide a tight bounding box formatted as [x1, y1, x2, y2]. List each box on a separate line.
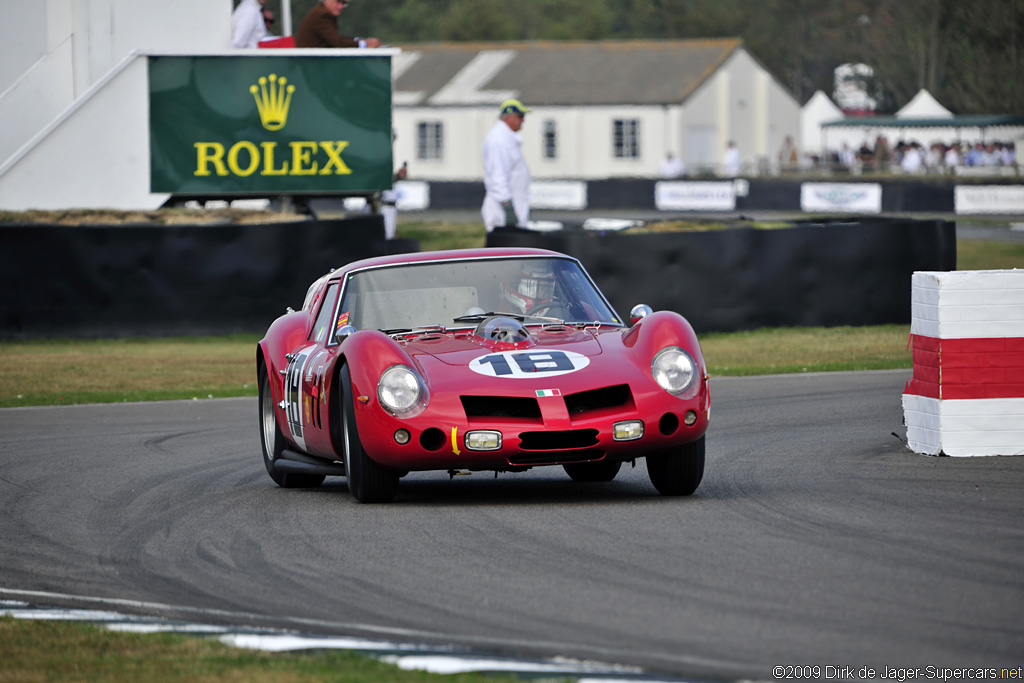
[393, 39, 745, 107]
[822, 114, 1024, 129]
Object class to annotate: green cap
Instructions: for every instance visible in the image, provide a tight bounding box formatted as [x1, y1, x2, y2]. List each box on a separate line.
[499, 99, 531, 116]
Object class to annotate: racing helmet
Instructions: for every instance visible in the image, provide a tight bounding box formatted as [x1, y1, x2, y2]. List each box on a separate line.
[501, 260, 557, 314]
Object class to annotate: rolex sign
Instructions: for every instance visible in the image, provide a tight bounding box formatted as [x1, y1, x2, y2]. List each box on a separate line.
[149, 55, 393, 194]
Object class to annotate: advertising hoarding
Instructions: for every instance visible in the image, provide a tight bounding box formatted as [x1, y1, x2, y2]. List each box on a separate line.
[655, 181, 736, 211]
[150, 55, 393, 195]
[955, 185, 1024, 215]
[800, 183, 882, 213]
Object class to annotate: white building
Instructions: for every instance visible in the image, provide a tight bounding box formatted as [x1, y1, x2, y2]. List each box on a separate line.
[392, 40, 801, 181]
[0, 0, 231, 169]
[1, 3, 800, 210]
[0, 0, 231, 210]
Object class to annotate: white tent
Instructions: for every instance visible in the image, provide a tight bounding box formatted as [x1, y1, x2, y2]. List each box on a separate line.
[897, 89, 953, 119]
[800, 90, 844, 155]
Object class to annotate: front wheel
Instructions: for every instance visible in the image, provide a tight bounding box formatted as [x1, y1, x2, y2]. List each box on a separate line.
[646, 436, 705, 496]
[259, 364, 324, 489]
[341, 365, 399, 503]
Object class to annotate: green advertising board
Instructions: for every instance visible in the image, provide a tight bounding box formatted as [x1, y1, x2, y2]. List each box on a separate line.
[149, 54, 393, 195]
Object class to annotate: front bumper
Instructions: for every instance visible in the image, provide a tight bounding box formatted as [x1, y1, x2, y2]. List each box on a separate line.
[357, 380, 710, 471]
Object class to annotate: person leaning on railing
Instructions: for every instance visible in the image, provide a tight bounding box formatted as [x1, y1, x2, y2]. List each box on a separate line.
[295, 0, 380, 48]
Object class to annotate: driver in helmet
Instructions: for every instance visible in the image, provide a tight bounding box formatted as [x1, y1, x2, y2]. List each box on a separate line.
[500, 260, 559, 316]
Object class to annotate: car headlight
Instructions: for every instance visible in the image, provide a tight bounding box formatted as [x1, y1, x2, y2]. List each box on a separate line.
[651, 346, 697, 396]
[377, 365, 429, 417]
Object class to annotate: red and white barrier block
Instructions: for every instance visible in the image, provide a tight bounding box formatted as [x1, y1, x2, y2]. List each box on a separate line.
[902, 270, 1024, 456]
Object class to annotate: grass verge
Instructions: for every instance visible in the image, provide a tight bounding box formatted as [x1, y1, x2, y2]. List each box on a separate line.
[0, 335, 261, 407]
[0, 326, 912, 408]
[397, 220, 488, 251]
[0, 616, 521, 683]
[956, 239, 1024, 271]
[701, 324, 911, 376]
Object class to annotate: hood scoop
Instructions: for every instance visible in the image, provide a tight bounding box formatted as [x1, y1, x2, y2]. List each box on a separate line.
[474, 316, 533, 347]
[401, 321, 605, 367]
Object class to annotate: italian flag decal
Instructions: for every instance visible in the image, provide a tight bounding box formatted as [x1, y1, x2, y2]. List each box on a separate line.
[536, 389, 561, 397]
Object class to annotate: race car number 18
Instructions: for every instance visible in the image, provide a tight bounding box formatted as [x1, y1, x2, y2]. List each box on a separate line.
[469, 350, 589, 378]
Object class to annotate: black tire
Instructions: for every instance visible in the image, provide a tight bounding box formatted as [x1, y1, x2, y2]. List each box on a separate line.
[646, 435, 705, 496]
[341, 365, 399, 503]
[258, 364, 325, 489]
[563, 460, 622, 482]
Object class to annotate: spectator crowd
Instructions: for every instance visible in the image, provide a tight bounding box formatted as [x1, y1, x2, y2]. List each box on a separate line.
[703, 136, 1018, 179]
[835, 136, 1018, 175]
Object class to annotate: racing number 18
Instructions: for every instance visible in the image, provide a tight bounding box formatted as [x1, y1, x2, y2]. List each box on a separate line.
[477, 351, 575, 376]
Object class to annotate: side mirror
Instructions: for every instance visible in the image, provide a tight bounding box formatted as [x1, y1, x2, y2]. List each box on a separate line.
[629, 304, 652, 326]
[335, 324, 356, 343]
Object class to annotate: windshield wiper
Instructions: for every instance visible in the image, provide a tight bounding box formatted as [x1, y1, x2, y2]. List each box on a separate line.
[381, 324, 448, 336]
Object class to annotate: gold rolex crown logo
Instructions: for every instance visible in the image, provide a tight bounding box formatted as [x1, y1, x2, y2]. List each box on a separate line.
[250, 73, 295, 131]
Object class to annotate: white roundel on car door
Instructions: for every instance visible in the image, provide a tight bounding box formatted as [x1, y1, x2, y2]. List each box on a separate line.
[468, 350, 589, 378]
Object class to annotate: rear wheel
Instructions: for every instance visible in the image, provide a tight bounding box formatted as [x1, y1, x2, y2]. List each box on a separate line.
[646, 436, 705, 496]
[563, 460, 622, 482]
[341, 365, 399, 503]
[259, 364, 324, 488]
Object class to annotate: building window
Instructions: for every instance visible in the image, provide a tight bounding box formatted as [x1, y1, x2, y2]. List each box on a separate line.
[613, 119, 640, 159]
[543, 120, 557, 159]
[417, 121, 443, 161]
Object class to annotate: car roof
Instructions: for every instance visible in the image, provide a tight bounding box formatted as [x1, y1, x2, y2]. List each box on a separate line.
[327, 247, 576, 281]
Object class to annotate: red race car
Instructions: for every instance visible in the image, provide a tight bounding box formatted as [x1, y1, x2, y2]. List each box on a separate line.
[257, 248, 709, 503]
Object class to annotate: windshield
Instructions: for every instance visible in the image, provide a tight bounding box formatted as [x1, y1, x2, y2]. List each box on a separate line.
[335, 257, 621, 333]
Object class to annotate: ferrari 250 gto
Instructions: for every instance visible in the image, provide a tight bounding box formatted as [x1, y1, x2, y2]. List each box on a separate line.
[257, 248, 709, 503]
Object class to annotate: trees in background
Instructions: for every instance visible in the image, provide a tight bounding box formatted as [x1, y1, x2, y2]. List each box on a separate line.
[263, 0, 1023, 113]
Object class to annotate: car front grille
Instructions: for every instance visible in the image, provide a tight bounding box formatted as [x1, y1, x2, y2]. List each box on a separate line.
[461, 395, 541, 419]
[462, 384, 633, 422]
[517, 429, 599, 451]
[563, 384, 633, 416]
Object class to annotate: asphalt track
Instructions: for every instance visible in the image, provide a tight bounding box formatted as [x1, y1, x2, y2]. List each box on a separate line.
[1, 370, 1022, 681]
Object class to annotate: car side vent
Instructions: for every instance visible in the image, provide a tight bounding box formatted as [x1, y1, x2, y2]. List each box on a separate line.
[461, 395, 542, 419]
[517, 429, 599, 451]
[564, 384, 633, 416]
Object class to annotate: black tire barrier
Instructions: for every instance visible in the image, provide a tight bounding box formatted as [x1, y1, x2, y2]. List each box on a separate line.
[486, 217, 956, 332]
[0, 214, 954, 338]
[0, 215, 418, 339]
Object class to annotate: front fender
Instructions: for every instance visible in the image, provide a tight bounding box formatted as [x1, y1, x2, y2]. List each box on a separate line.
[337, 330, 436, 463]
[621, 310, 707, 372]
[621, 310, 709, 422]
[339, 330, 426, 400]
[257, 310, 312, 406]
